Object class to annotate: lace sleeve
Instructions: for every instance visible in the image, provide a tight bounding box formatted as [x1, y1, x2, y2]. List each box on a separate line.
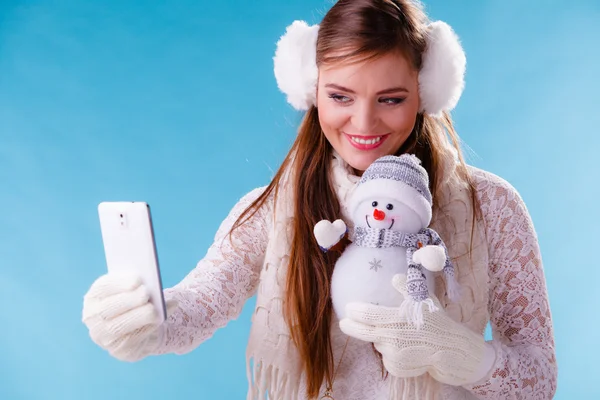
[152, 186, 271, 356]
[463, 168, 557, 399]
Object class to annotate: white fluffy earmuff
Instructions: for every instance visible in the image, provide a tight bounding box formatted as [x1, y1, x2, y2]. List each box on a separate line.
[272, 21, 320, 111]
[417, 21, 467, 118]
[272, 19, 467, 117]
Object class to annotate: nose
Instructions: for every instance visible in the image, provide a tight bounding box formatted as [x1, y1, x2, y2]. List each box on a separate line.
[351, 101, 378, 134]
[373, 209, 386, 221]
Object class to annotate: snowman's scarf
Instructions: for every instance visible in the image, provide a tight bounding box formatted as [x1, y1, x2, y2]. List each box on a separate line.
[245, 149, 491, 400]
[353, 225, 460, 321]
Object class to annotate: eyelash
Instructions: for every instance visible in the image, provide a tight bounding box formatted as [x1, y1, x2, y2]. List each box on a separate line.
[380, 97, 405, 105]
[327, 93, 406, 105]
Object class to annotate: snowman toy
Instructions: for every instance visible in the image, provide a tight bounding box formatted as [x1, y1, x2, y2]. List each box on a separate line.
[314, 154, 460, 328]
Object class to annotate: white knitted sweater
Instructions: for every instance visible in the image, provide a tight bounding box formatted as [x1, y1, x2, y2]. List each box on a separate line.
[149, 155, 557, 399]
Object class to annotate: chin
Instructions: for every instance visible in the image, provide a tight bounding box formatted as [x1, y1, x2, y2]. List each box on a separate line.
[345, 158, 374, 173]
[343, 148, 394, 173]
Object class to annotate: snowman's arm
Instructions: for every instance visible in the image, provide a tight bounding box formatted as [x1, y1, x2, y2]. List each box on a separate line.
[422, 229, 460, 300]
[313, 219, 348, 253]
[424, 228, 451, 262]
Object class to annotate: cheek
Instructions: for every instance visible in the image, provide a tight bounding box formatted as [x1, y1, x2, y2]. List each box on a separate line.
[386, 104, 419, 135]
[317, 100, 348, 134]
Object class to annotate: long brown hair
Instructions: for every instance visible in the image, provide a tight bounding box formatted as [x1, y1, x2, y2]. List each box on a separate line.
[230, 0, 478, 398]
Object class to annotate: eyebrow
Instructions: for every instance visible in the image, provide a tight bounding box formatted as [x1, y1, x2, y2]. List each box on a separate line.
[324, 83, 409, 95]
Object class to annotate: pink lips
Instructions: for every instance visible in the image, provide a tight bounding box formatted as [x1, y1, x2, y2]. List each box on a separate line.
[344, 133, 389, 150]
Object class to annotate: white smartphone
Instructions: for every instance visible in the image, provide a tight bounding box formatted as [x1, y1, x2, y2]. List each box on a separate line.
[98, 201, 167, 323]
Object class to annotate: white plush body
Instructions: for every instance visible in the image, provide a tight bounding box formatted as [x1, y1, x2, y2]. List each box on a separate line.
[332, 245, 436, 320]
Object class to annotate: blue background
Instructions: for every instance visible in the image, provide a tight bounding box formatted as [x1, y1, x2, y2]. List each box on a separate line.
[1, 0, 598, 398]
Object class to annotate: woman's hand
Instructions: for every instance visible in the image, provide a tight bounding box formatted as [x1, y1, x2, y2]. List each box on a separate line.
[339, 274, 496, 386]
[82, 272, 178, 361]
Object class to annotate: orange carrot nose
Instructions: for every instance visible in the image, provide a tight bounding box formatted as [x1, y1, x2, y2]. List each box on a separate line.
[373, 209, 386, 221]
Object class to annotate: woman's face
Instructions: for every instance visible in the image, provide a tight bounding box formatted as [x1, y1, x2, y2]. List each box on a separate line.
[316, 51, 420, 172]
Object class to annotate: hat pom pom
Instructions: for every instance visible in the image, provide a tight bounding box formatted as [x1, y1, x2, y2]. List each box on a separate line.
[418, 21, 467, 118]
[402, 153, 423, 166]
[273, 21, 320, 111]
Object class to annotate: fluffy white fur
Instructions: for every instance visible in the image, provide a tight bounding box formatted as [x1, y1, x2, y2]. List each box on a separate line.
[273, 19, 466, 117]
[348, 179, 432, 227]
[273, 21, 319, 111]
[418, 21, 467, 118]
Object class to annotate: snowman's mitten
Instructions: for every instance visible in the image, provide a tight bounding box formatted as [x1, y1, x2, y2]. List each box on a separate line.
[339, 274, 496, 387]
[412, 244, 446, 272]
[313, 219, 347, 251]
[82, 272, 178, 362]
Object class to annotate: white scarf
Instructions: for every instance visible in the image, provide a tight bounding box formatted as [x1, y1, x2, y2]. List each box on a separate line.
[245, 147, 490, 399]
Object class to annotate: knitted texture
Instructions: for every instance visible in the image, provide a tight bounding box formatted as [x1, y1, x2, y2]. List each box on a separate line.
[353, 226, 428, 249]
[82, 272, 165, 361]
[357, 155, 432, 204]
[340, 274, 488, 386]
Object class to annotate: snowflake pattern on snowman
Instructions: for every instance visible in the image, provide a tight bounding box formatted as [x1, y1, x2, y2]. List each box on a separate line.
[313, 154, 461, 328]
[368, 258, 383, 272]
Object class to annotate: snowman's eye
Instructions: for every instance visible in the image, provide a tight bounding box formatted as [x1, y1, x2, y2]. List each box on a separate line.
[372, 201, 378, 207]
[386, 204, 394, 210]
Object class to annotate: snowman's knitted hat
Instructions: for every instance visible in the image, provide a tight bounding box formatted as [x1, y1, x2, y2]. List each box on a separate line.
[349, 154, 433, 227]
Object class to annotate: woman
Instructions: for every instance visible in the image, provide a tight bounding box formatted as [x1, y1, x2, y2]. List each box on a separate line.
[82, 0, 557, 399]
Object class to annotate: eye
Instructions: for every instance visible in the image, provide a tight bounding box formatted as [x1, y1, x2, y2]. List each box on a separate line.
[386, 204, 394, 210]
[328, 93, 352, 104]
[379, 97, 406, 105]
[372, 201, 378, 207]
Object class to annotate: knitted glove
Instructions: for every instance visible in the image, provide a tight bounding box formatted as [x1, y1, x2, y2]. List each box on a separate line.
[82, 272, 177, 362]
[339, 274, 496, 386]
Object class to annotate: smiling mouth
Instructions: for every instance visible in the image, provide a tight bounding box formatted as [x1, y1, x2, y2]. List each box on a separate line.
[344, 133, 389, 150]
[365, 215, 395, 229]
[349, 135, 383, 145]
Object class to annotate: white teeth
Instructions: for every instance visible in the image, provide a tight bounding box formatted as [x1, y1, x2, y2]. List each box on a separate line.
[351, 136, 382, 145]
